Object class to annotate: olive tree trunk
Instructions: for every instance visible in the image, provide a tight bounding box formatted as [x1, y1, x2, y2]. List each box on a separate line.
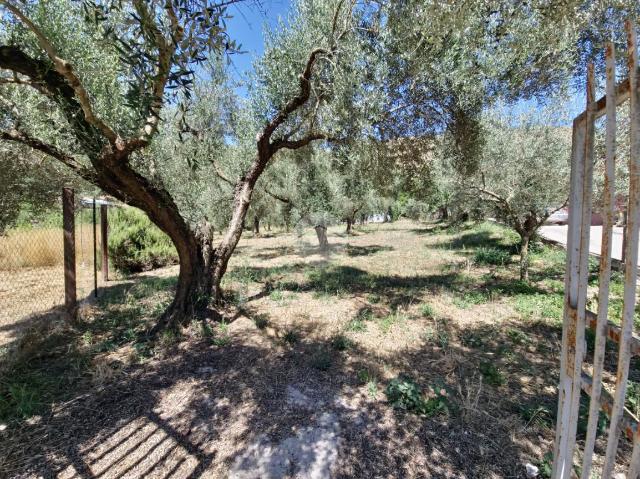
[519, 234, 531, 282]
[315, 225, 329, 250]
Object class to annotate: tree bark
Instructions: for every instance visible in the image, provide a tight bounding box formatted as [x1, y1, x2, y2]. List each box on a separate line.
[346, 217, 353, 234]
[520, 234, 530, 282]
[315, 225, 329, 250]
[253, 216, 260, 235]
[93, 157, 218, 332]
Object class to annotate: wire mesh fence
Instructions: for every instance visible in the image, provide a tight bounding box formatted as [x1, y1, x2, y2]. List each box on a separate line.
[0, 193, 107, 342]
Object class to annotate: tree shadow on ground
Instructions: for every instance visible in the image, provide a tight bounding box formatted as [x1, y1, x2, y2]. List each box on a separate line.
[343, 244, 393, 257]
[0, 284, 572, 478]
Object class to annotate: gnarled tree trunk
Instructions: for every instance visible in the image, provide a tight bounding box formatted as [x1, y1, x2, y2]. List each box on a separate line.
[346, 217, 353, 234]
[315, 225, 329, 250]
[517, 215, 538, 282]
[519, 234, 530, 282]
[253, 216, 260, 235]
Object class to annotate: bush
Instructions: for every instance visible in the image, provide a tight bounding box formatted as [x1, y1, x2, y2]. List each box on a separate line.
[108, 208, 178, 274]
[473, 246, 511, 266]
[385, 376, 449, 417]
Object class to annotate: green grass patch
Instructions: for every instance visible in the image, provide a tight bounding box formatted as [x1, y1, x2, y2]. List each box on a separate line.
[453, 290, 489, 309]
[474, 247, 511, 266]
[513, 292, 563, 322]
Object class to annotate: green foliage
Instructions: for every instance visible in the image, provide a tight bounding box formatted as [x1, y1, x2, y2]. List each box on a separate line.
[252, 314, 270, 330]
[626, 380, 640, 419]
[538, 452, 554, 478]
[330, 334, 352, 351]
[453, 290, 489, 309]
[513, 293, 564, 322]
[269, 289, 285, 302]
[283, 329, 300, 345]
[0, 383, 41, 419]
[478, 361, 505, 386]
[422, 324, 450, 349]
[420, 303, 436, 318]
[108, 208, 178, 274]
[347, 318, 367, 332]
[474, 247, 511, 266]
[385, 376, 450, 417]
[520, 403, 553, 429]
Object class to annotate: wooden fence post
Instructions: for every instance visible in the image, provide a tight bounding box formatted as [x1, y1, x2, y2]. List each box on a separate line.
[63, 187, 76, 318]
[101, 204, 108, 282]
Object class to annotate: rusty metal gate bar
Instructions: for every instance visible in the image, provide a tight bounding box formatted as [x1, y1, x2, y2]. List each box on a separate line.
[553, 21, 640, 478]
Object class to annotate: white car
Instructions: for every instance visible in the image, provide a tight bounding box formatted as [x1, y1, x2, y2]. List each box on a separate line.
[546, 207, 569, 225]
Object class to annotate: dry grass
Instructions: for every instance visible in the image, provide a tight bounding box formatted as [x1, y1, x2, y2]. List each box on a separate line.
[0, 220, 634, 478]
[0, 226, 106, 346]
[0, 225, 97, 270]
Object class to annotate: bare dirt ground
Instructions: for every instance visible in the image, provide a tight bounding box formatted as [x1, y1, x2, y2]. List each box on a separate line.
[0, 220, 632, 478]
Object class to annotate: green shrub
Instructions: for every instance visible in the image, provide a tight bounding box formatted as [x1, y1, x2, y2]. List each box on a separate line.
[479, 361, 505, 386]
[330, 334, 352, 351]
[108, 208, 178, 273]
[385, 376, 449, 417]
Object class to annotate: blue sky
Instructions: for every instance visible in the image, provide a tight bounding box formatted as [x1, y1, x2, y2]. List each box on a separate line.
[224, 1, 292, 95]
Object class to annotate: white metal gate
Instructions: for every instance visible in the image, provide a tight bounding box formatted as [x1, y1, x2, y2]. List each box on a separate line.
[553, 20, 640, 478]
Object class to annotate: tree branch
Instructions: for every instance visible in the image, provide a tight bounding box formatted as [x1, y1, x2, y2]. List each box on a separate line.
[260, 47, 329, 148]
[212, 159, 294, 206]
[0, 74, 47, 94]
[271, 131, 332, 152]
[0, 127, 93, 180]
[0, 0, 119, 145]
[132, 0, 183, 144]
[0, 45, 105, 155]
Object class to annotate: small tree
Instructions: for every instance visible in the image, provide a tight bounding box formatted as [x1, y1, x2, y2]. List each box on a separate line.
[470, 106, 571, 281]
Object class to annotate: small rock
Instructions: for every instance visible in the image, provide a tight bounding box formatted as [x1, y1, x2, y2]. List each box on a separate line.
[0, 424, 6, 432]
[525, 463, 539, 478]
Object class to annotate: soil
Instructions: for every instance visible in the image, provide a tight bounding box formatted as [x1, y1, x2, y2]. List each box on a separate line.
[0, 220, 631, 478]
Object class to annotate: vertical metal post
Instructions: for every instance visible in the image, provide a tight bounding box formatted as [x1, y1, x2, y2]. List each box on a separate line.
[582, 43, 617, 479]
[101, 204, 108, 282]
[603, 21, 640, 478]
[622, 217, 628, 263]
[553, 64, 596, 479]
[63, 187, 76, 318]
[92, 198, 97, 298]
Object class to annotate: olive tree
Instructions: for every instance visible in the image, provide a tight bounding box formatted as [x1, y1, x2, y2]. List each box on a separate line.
[0, 0, 365, 330]
[469, 105, 571, 281]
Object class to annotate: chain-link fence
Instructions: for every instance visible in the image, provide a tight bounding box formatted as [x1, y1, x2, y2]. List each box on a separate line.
[0, 191, 109, 344]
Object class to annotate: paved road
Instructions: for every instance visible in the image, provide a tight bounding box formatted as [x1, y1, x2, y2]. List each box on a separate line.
[539, 225, 626, 260]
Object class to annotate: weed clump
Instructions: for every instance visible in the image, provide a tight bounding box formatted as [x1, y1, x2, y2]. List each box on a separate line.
[385, 376, 450, 417]
[474, 247, 511, 266]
